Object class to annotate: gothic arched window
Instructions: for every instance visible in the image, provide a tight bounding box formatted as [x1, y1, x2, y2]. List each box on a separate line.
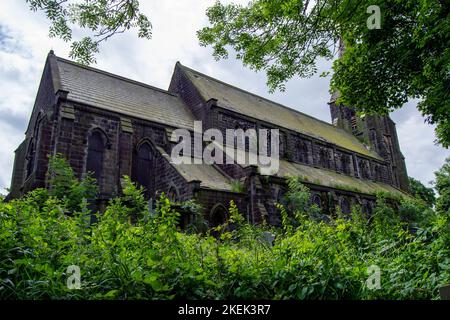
[26, 116, 43, 178]
[168, 186, 179, 202]
[360, 160, 371, 179]
[234, 123, 254, 152]
[133, 142, 154, 196]
[312, 194, 322, 209]
[374, 165, 379, 181]
[86, 130, 106, 185]
[297, 140, 309, 164]
[26, 138, 36, 178]
[319, 148, 329, 168]
[342, 154, 350, 175]
[210, 204, 227, 228]
[233, 124, 240, 149]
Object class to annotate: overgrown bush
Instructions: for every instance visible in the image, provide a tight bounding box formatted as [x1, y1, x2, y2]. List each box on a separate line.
[0, 157, 448, 299]
[47, 154, 98, 213]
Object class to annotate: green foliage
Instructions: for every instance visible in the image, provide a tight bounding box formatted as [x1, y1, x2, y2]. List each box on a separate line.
[198, 0, 338, 92]
[0, 164, 449, 299]
[47, 153, 98, 212]
[26, 0, 152, 64]
[434, 157, 450, 215]
[285, 176, 311, 216]
[119, 176, 147, 223]
[229, 200, 245, 226]
[179, 200, 208, 234]
[282, 176, 325, 225]
[408, 177, 436, 207]
[331, 0, 450, 147]
[198, 0, 450, 147]
[230, 180, 246, 193]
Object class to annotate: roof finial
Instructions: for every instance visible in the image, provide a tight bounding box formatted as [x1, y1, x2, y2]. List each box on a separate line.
[49, 49, 55, 55]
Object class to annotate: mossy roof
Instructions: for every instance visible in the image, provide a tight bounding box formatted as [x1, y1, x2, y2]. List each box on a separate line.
[178, 63, 382, 160]
[277, 160, 407, 197]
[218, 144, 407, 198]
[157, 147, 233, 192]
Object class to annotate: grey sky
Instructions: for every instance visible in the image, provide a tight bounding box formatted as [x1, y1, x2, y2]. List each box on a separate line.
[0, 0, 447, 193]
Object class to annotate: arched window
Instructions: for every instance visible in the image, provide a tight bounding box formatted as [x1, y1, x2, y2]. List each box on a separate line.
[26, 116, 42, 178]
[319, 148, 329, 168]
[233, 123, 250, 151]
[297, 140, 309, 164]
[26, 138, 36, 178]
[133, 142, 154, 196]
[360, 160, 371, 179]
[86, 130, 106, 185]
[210, 204, 227, 228]
[342, 154, 351, 175]
[168, 186, 179, 202]
[312, 194, 322, 209]
[233, 124, 240, 148]
[374, 165, 382, 182]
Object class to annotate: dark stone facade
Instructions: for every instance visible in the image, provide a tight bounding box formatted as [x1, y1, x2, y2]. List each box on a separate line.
[8, 52, 410, 226]
[329, 100, 410, 192]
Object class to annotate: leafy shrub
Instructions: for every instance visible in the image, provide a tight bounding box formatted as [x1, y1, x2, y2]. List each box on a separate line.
[408, 177, 436, 207]
[230, 180, 245, 193]
[47, 154, 98, 213]
[434, 158, 450, 215]
[0, 158, 448, 300]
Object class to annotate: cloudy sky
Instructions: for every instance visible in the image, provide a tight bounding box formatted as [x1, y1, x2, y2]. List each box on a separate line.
[0, 0, 447, 194]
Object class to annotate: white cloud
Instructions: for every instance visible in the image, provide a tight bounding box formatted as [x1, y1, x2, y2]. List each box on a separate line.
[0, 119, 25, 191]
[0, 0, 447, 194]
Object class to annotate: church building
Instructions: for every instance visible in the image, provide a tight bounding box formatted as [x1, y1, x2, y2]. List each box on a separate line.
[8, 51, 410, 226]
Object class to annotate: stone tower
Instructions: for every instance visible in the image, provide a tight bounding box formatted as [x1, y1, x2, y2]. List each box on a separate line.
[329, 41, 410, 192]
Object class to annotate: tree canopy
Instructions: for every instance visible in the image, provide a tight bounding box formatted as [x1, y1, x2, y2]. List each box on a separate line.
[408, 176, 435, 207]
[26, 0, 152, 64]
[198, 0, 449, 147]
[434, 157, 450, 214]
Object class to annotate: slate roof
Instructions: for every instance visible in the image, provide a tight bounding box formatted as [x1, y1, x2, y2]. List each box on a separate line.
[55, 57, 196, 130]
[156, 147, 234, 192]
[277, 160, 407, 197]
[218, 144, 408, 198]
[178, 63, 382, 160]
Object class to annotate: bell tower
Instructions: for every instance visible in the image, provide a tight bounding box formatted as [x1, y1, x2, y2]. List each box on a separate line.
[329, 41, 410, 192]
